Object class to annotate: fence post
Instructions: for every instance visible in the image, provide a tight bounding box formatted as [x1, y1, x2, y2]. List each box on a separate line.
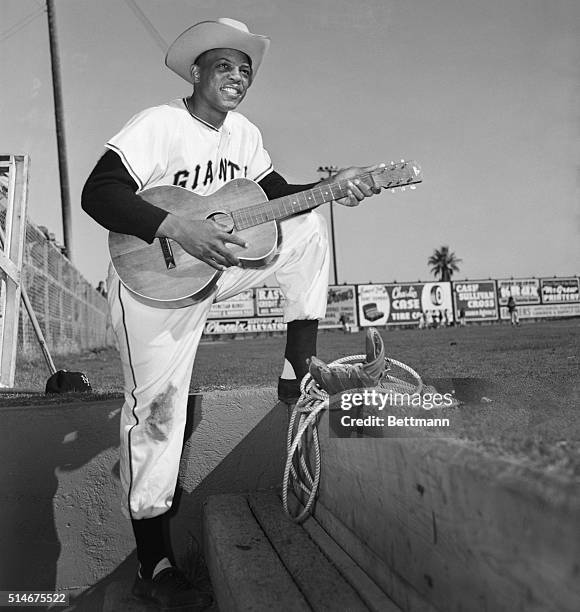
[0, 155, 29, 386]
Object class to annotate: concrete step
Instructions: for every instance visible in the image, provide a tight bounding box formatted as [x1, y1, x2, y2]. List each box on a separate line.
[204, 491, 400, 612]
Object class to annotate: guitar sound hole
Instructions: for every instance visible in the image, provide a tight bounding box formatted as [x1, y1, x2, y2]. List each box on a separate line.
[207, 212, 234, 233]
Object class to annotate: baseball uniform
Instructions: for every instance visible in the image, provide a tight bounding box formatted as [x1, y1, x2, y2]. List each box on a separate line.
[101, 99, 329, 519]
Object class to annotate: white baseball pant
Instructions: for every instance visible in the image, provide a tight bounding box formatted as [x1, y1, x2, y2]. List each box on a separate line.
[107, 211, 329, 519]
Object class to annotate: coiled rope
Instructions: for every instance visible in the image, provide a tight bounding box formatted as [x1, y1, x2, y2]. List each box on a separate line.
[282, 354, 425, 522]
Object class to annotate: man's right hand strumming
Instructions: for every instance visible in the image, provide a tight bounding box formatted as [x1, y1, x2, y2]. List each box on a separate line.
[156, 214, 248, 271]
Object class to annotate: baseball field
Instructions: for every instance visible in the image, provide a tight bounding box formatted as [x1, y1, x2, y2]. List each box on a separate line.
[9, 317, 580, 476]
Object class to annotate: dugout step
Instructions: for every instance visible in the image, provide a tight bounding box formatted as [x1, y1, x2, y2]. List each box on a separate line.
[203, 491, 401, 612]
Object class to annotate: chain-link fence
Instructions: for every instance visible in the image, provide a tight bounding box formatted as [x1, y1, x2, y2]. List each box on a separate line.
[0, 196, 111, 357]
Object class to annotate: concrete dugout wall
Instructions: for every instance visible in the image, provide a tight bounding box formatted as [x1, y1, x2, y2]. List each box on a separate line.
[313, 414, 580, 612]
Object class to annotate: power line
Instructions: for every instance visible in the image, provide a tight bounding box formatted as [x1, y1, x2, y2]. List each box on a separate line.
[1, 6, 45, 39]
[123, 0, 168, 54]
[0, 6, 46, 44]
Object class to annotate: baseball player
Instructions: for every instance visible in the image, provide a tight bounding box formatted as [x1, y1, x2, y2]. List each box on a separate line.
[82, 18, 380, 608]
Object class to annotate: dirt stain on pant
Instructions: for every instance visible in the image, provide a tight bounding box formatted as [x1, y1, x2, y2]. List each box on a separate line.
[146, 384, 178, 441]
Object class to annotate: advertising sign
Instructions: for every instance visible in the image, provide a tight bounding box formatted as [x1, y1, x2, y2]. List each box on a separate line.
[208, 289, 255, 319]
[357, 282, 453, 326]
[203, 317, 286, 335]
[500, 303, 580, 320]
[356, 284, 390, 326]
[497, 278, 540, 305]
[320, 285, 357, 329]
[256, 287, 285, 316]
[452, 281, 498, 321]
[540, 277, 579, 304]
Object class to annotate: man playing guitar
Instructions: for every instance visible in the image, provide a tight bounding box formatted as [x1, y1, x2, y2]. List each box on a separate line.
[82, 18, 380, 609]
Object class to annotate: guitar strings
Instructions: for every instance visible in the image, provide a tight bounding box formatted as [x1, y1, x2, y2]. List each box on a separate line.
[232, 169, 410, 230]
[233, 172, 374, 228]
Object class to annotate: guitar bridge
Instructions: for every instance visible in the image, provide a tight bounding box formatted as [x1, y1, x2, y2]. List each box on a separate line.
[158, 237, 176, 269]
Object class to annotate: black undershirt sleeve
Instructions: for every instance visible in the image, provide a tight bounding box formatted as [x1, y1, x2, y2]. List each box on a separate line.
[81, 151, 319, 243]
[81, 149, 168, 243]
[258, 171, 317, 201]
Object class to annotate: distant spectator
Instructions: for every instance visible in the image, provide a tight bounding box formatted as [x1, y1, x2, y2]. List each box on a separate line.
[418, 311, 426, 330]
[432, 310, 440, 329]
[96, 281, 107, 298]
[338, 313, 354, 333]
[425, 310, 433, 329]
[507, 296, 519, 326]
[444, 309, 452, 327]
[459, 308, 466, 326]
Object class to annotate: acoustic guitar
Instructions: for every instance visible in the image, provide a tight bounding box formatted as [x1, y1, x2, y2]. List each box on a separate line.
[109, 161, 422, 308]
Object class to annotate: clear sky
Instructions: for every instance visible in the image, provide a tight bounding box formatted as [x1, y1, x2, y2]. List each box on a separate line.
[1, 0, 579, 287]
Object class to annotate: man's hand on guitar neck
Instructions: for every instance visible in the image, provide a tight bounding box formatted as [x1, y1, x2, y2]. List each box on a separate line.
[156, 214, 247, 271]
[320, 164, 384, 207]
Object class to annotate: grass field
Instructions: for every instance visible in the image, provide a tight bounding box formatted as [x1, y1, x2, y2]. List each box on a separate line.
[10, 318, 580, 476]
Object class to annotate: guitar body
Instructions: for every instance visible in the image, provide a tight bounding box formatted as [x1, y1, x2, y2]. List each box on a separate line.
[109, 179, 279, 308]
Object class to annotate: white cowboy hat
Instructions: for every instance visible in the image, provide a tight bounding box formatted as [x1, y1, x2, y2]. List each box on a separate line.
[165, 18, 270, 84]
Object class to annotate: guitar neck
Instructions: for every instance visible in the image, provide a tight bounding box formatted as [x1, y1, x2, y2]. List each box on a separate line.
[232, 172, 374, 231]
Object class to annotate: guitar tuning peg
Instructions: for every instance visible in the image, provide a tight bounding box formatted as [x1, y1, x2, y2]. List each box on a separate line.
[400, 159, 405, 163]
[391, 188, 396, 193]
[401, 186, 406, 192]
[410, 185, 416, 190]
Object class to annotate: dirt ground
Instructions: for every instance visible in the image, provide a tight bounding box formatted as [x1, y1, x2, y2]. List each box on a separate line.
[7, 318, 580, 476]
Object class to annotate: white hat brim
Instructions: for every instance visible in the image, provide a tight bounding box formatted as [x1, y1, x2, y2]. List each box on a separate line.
[165, 21, 270, 84]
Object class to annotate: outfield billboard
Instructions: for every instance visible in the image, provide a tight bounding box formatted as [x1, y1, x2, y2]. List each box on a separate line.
[204, 317, 286, 334]
[452, 281, 498, 321]
[357, 282, 453, 326]
[540, 277, 579, 304]
[500, 303, 580, 320]
[255, 287, 285, 316]
[497, 278, 540, 305]
[320, 285, 357, 329]
[203, 276, 579, 333]
[207, 289, 255, 319]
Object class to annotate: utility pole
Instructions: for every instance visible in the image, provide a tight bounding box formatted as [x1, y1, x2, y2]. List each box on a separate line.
[317, 165, 339, 285]
[46, 0, 73, 260]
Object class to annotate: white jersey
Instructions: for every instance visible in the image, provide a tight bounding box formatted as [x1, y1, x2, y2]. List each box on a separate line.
[106, 98, 273, 194]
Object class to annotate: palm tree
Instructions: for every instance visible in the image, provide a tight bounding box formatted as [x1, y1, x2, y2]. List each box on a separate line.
[428, 246, 462, 281]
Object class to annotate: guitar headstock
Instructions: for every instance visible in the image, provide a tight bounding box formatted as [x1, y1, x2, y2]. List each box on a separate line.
[370, 160, 422, 192]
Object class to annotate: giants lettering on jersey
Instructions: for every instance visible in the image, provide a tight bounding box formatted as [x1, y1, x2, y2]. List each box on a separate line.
[173, 158, 249, 191]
